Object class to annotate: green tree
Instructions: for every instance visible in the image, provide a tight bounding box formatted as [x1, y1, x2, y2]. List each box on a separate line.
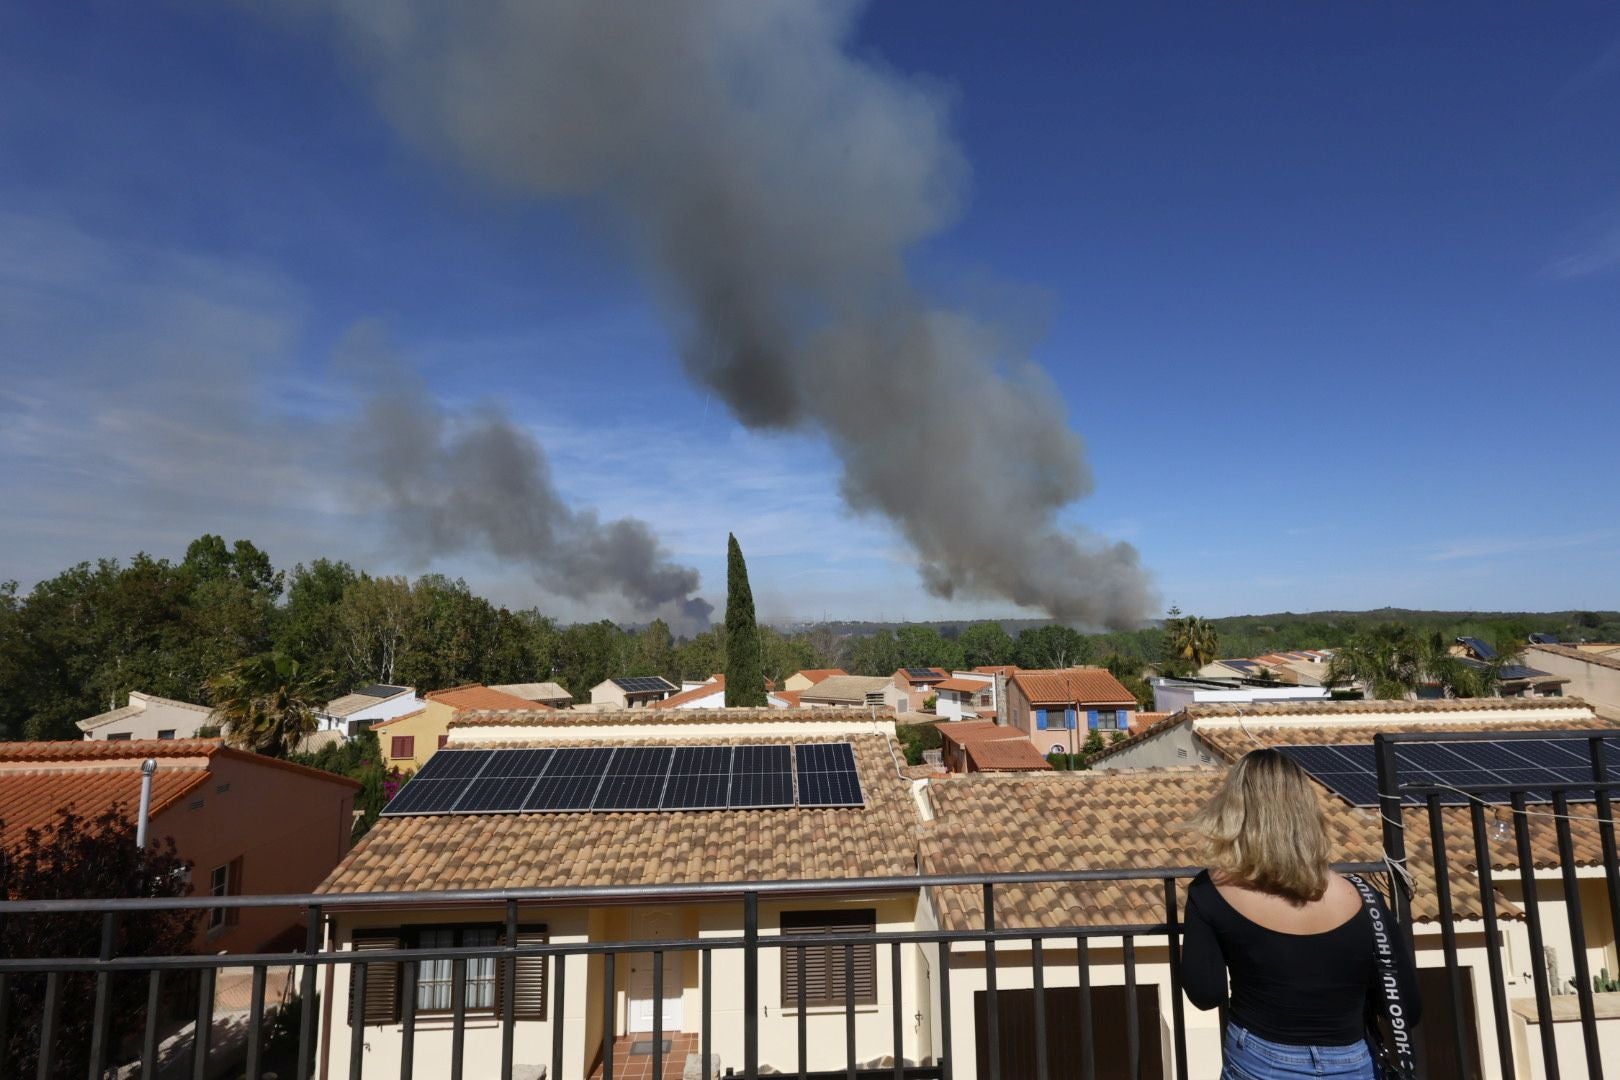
[275, 559, 361, 685]
[800, 624, 850, 670]
[759, 626, 816, 686]
[675, 626, 728, 682]
[896, 625, 964, 671]
[336, 575, 416, 686]
[1324, 625, 1494, 700]
[1101, 653, 1155, 709]
[958, 621, 1015, 668]
[848, 629, 903, 676]
[1015, 624, 1092, 670]
[723, 534, 767, 706]
[207, 652, 328, 758]
[554, 620, 633, 699]
[1162, 608, 1219, 675]
[633, 618, 677, 680]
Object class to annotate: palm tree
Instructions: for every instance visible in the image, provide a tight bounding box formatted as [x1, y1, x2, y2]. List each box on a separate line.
[1325, 625, 1494, 700]
[1163, 609, 1219, 675]
[207, 653, 329, 758]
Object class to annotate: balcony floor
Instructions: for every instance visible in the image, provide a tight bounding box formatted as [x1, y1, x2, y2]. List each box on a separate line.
[589, 1032, 701, 1080]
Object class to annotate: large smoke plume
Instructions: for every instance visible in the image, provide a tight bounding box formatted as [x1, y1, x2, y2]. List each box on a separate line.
[359, 384, 714, 631]
[322, 0, 1154, 628]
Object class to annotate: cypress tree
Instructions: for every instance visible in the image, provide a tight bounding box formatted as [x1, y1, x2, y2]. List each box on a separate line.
[723, 533, 768, 706]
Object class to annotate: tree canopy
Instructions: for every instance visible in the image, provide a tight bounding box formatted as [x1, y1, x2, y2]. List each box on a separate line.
[723, 534, 767, 707]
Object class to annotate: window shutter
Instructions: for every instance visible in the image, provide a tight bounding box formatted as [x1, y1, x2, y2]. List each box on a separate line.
[349, 932, 402, 1026]
[1066, 708, 1077, 730]
[225, 857, 243, 926]
[781, 910, 876, 1008]
[1119, 710, 1131, 731]
[1035, 709, 1047, 730]
[497, 927, 549, 1020]
[1087, 709, 1098, 729]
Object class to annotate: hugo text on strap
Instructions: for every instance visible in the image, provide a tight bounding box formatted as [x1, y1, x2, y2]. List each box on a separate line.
[1346, 872, 1418, 1077]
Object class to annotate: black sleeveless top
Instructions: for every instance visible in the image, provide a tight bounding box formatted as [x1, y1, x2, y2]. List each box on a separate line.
[1180, 870, 1422, 1046]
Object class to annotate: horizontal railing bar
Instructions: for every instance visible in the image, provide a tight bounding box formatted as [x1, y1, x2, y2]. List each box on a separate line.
[1395, 781, 1619, 796]
[1377, 729, 1617, 745]
[0, 922, 1188, 974]
[0, 862, 1385, 915]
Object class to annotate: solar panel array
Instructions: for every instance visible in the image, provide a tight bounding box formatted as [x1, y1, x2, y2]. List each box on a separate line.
[1277, 738, 1620, 807]
[381, 743, 865, 817]
[905, 667, 942, 680]
[613, 676, 673, 693]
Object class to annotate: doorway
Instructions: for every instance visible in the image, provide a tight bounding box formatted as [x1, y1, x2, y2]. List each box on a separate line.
[627, 909, 684, 1033]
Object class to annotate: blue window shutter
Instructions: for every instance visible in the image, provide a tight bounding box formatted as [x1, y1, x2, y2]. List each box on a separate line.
[1036, 708, 1047, 730]
[1087, 709, 1098, 729]
[1067, 708, 1078, 730]
[1120, 710, 1131, 731]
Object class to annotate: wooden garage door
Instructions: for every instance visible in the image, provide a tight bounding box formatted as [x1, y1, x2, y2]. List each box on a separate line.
[974, 984, 1163, 1079]
[1418, 966, 1482, 1080]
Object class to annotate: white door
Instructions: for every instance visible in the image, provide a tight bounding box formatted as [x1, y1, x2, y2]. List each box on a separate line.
[627, 909, 684, 1032]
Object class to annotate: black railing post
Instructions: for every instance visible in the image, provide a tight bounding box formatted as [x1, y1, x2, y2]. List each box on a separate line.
[653, 950, 665, 1080]
[503, 900, 517, 1080]
[299, 904, 322, 1080]
[1552, 790, 1604, 1080]
[845, 941, 858, 1080]
[701, 947, 712, 1080]
[37, 970, 62, 1080]
[1076, 938, 1095, 1080]
[1124, 937, 1140, 1080]
[1371, 735, 1414, 932]
[450, 957, 466, 1080]
[551, 949, 567, 1080]
[247, 964, 268, 1080]
[744, 891, 759, 1080]
[937, 941, 953, 1080]
[1468, 801, 1517, 1080]
[141, 969, 163, 1078]
[348, 963, 367, 1080]
[88, 910, 117, 1080]
[0, 973, 9, 1072]
[1513, 791, 1562, 1080]
[797, 941, 808, 1079]
[400, 960, 417, 1080]
[891, 942, 905, 1080]
[1163, 878, 1189, 1080]
[601, 952, 615, 1080]
[1591, 737, 1620, 973]
[193, 966, 215, 1080]
[984, 883, 999, 1080]
[1426, 792, 1476, 1078]
[1031, 938, 1049, 1080]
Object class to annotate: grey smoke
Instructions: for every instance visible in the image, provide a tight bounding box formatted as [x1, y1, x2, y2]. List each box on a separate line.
[319, 0, 1154, 628]
[360, 385, 714, 631]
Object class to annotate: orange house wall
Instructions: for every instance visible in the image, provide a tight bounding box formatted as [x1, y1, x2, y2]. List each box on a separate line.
[148, 755, 356, 952]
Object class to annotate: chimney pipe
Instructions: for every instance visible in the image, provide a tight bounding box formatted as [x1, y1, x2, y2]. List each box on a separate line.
[136, 758, 158, 852]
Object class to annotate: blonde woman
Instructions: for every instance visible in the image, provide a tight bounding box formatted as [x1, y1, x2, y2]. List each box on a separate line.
[1182, 748, 1421, 1079]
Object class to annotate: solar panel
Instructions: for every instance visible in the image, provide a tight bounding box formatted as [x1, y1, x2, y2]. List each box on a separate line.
[408, 748, 496, 782]
[729, 744, 795, 808]
[383, 779, 469, 816]
[614, 677, 672, 693]
[795, 742, 864, 807]
[524, 747, 617, 811]
[905, 667, 941, 679]
[451, 749, 557, 813]
[1457, 636, 1497, 661]
[663, 746, 733, 809]
[594, 746, 675, 811]
[1279, 737, 1620, 808]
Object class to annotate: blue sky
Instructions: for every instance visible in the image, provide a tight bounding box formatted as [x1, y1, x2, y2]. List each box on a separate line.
[1, 2, 1617, 625]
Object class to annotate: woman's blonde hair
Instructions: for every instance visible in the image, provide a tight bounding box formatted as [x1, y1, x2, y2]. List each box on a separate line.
[1187, 748, 1332, 902]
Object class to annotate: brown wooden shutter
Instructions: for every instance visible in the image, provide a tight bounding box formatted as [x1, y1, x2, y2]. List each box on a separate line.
[781, 910, 876, 1008]
[349, 931, 402, 1026]
[225, 857, 244, 926]
[497, 926, 548, 1020]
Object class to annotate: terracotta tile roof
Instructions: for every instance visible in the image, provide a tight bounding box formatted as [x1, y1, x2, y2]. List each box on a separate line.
[488, 682, 573, 702]
[424, 684, 543, 712]
[973, 666, 1018, 676]
[1531, 644, 1620, 673]
[318, 734, 920, 894]
[919, 769, 1502, 930]
[902, 763, 948, 780]
[775, 689, 803, 707]
[934, 676, 989, 694]
[369, 707, 427, 730]
[937, 721, 1026, 749]
[964, 740, 1053, 773]
[1011, 668, 1137, 706]
[1191, 715, 1620, 766]
[774, 677, 894, 704]
[793, 669, 848, 685]
[651, 677, 726, 709]
[1182, 697, 1595, 720]
[448, 706, 890, 730]
[1084, 711, 1194, 764]
[0, 740, 359, 848]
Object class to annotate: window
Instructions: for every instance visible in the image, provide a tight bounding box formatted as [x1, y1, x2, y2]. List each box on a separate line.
[1096, 710, 1121, 731]
[781, 909, 877, 1008]
[157, 729, 176, 740]
[979, 694, 992, 707]
[437, 734, 449, 749]
[106, 733, 132, 741]
[349, 925, 548, 1026]
[390, 735, 415, 760]
[207, 858, 242, 931]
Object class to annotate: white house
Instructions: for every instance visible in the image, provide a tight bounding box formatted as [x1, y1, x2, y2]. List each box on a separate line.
[932, 672, 996, 721]
[316, 684, 422, 738]
[650, 675, 798, 710]
[76, 691, 217, 741]
[1149, 676, 1331, 714]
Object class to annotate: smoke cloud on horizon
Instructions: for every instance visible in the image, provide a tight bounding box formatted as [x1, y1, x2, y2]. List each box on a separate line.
[319, 0, 1154, 628]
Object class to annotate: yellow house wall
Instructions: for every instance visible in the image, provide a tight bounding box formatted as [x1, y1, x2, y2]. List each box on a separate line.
[376, 702, 454, 770]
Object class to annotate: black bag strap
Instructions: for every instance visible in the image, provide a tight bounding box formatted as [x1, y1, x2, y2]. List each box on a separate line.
[1346, 873, 1419, 1078]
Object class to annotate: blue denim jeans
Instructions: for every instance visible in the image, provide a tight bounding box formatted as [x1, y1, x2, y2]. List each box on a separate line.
[1223, 1024, 1376, 1080]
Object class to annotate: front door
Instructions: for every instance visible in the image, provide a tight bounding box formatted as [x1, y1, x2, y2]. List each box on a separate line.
[627, 909, 684, 1032]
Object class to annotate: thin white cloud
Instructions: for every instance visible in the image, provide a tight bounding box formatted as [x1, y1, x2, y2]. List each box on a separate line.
[1543, 210, 1620, 280]
[1427, 531, 1615, 563]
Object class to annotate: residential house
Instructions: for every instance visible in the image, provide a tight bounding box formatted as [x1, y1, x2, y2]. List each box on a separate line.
[589, 676, 680, 709]
[650, 674, 799, 710]
[1004, 668, 1139, 756]
[889, 668, 948, 713]
[76, 691, 216, 741]
[1526, 644, 1620, 716]
[0, 739, 358, 951]
[796, 674, 895, 709]
[490, 682, 575, 708]
[374, 684, 538, 770]
[1452, 638, 1569, 699]
[316, 684, 422, 738]
[1199, 649, 1335, 686]
[938, 720, 1051, 773]
[782, 668, 848, 693]
[1150, 675, 1332, 714]
[931, 672, 996, 721]
[317, 708, 924, 1080]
